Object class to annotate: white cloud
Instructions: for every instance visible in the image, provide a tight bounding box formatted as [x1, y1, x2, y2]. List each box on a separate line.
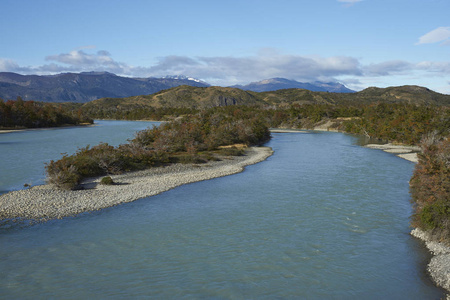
[364, 60, 413, 76]
[0, 59, 21, 72]
[363, 60, 450, 77]
[1, 48, 449, 92]
[416, 61, 450, 74]
[0, 50, 363, 85]
[417, 27, 450, 45]
[145, 53, 362, 85]
[45, 50, 118, 68]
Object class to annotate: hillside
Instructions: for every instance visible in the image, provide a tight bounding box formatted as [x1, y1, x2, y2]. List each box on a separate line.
[80, 85, 450, 117]
[355, 86, 450, 106]
[0, 72, 209, 103]
[81, 85, 263, 112]
[259, 85, 450, 106]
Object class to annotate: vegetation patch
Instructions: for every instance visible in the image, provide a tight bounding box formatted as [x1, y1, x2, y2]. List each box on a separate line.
[0, 98, 93, 129]
[217, 147, 245, 156]
[410, 134, 450, 243]
[100, 176, 114, 185]
[45, 108, 271, 190]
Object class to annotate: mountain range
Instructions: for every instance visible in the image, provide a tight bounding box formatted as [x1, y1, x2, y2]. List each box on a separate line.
[0, 72, 210, 103]
[232, 78, 354, 93]
[0, 72, 354, 103]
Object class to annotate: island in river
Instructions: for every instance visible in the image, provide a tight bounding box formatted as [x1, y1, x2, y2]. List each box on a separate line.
[0, 147, 272, 222]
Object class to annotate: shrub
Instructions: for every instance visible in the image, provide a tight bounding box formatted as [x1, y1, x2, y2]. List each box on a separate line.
[218, 147, 245, 156]
[171, 153, 207, 164]
[410, 134, 450, 242]
[46, 164, 81, 190]
[100, 176, 114, 185]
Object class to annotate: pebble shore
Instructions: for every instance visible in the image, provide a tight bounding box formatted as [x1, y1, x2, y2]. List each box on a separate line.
[411, 228, 450, 297]
[365, 143, 420, 163]
[0, 147, 273, 222]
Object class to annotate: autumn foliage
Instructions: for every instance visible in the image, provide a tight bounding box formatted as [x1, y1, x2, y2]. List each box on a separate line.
[0, 98, 93, 129]
[45, 109, 270, 190]
[410, 133, 450, 242]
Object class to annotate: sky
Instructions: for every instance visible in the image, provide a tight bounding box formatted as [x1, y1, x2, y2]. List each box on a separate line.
[1, 0, 449, 93]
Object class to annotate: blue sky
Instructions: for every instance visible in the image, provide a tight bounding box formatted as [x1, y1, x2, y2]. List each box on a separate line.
[1, 0, 449, 93]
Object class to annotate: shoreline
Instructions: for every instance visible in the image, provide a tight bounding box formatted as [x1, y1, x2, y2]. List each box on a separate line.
[364, 142, 450, 296]
[411, 228, 450, 297]
[365, 143, 420, 163]
[0, 147, 273, 222]
[0, 123, 95, 134]
[270, 127, 420, 163]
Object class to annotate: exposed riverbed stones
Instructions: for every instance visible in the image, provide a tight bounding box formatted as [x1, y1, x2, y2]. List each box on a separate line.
[0, 147, 273, 222]
[365, 143, 420, 163]
[411, 228, 450, 297]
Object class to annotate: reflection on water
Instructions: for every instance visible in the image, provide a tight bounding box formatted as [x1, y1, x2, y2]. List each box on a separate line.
[0, 127, 444, 299]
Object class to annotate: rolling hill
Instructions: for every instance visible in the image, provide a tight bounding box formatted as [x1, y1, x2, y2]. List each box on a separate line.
[79, 84, 450, 116]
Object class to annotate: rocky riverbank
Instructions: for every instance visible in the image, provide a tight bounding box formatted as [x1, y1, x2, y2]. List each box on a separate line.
[411, 228, 450, 297]
[365, 143, 421, 163]
[0, 147, 273, 222]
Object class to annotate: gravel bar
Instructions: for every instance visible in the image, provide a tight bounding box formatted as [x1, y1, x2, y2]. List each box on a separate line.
[411, 228, 450, 297]
[0, 147, 273, 222]
[365, 143, 420, 163]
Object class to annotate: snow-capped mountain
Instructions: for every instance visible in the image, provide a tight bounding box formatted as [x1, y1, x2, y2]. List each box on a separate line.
[162, 75, 207, 84]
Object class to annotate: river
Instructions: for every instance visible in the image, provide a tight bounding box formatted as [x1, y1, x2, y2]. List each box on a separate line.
[0, 121, 443, 299]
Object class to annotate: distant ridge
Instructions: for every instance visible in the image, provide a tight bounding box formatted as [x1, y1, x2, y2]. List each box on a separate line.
[232, 78, 355, 93]
[0, 72, 209, 103]
[1, 73, 448, 106]
[80, 85, 450, 116]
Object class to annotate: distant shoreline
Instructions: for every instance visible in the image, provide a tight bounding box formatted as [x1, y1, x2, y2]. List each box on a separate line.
[0, 147, 273, 222]
[0, 123, 94, 134]
[270, 128, 420, 163]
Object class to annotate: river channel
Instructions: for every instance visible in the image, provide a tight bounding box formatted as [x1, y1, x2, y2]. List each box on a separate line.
[0, 121, 443, 299]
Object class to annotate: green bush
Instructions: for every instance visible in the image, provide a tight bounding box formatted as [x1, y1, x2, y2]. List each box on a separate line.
[217, 147, 245, 156]
[171, 153, 207, 164]
[100, 176, 114, 185]
[46, 164, 81, 190]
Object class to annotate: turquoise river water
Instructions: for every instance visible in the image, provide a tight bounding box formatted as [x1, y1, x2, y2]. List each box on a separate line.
[0, 120, 444, 299]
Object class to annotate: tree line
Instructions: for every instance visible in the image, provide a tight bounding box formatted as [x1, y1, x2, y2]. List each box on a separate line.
[76, 101, 449, 146]
[0, 98, 93, 129]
